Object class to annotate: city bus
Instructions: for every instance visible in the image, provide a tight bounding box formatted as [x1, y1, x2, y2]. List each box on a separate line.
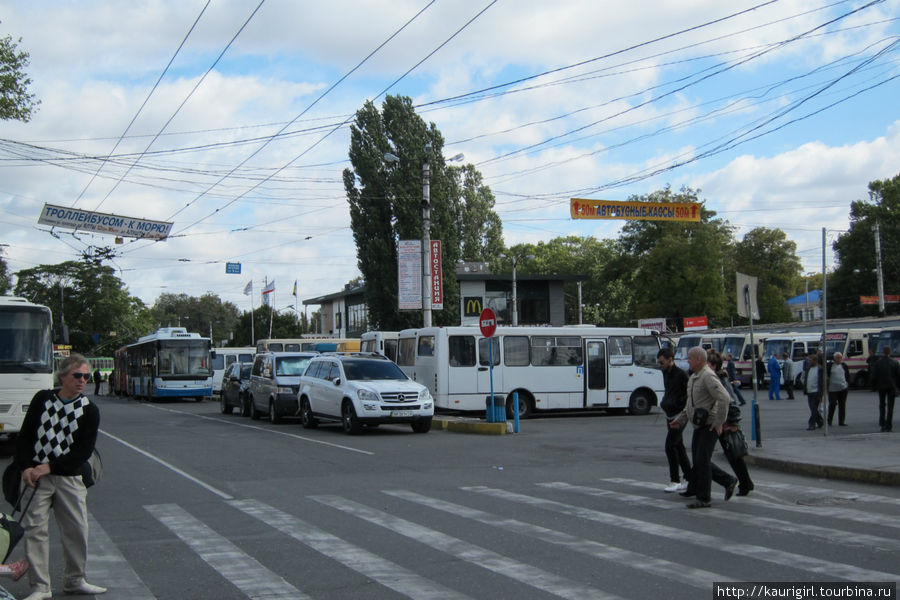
[875, 328, 900, 357]
[822, 328, 880, 387]
[256, 337, 360, 353]
[396, 326, 664, 418]
[763, 333, 821, 386]
[0, 296, 54, 435]
[360, 331, 399, 362]
[124, 327, 212, 401]
[211, 346, 256, 394]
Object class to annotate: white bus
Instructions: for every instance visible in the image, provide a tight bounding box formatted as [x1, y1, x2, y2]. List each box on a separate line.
[360, 331, 399, 362]
[211, 346, 256, 395]
[396, 326, 665, 418]
[763, 333, 821, 386]
[0, 296, 54, 435]
[823, 328, 880, 388]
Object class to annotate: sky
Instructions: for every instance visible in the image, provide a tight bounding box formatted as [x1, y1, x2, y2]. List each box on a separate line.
[1, 0, 898, 315]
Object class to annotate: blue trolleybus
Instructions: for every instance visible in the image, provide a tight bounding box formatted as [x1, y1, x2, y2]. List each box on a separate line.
[125, 327, 212, 401]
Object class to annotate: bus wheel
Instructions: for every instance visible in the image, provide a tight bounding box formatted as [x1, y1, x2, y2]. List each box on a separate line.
[628, 391, 652, 416]
[506, 391, 533, 419]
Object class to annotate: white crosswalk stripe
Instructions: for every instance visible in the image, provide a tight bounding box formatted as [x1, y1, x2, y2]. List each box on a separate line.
[463, 485, 900, 581]
[309, 494, 625, 600]
[86, 514, 155, 600]
[228, 498, 473, 600]
[145, 503, 308, 600]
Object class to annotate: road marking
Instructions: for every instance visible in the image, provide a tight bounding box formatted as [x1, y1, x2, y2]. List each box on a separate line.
[100, 430, 233, 500]
[756, 480, 900, 506]
[604, 477, 900, 530]
[145, 404, 374, 455]
[540, 481, 900, 553]
[146, 503, 307, 600]
[229, 499, 472, 600]
[310, 494, 622, 600]
[383, 489, 728, 588]
[463, 485, 900, 582]
[86, 513, 155, 600]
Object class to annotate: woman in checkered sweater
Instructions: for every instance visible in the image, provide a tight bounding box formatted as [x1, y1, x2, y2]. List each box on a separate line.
[13, 354, 106, 600]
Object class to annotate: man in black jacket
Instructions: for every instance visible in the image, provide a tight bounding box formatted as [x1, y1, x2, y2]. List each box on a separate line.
[871, 346, 899, 432]
[657, 347, 691, 492]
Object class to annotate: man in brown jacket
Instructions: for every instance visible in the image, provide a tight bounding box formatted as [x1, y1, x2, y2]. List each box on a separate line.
[669, 346, 737, 508]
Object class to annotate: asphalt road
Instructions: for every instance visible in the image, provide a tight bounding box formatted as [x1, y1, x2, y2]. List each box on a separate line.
[1, 393, 897, 600]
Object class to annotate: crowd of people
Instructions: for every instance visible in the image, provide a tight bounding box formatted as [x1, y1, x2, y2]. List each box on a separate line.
[656, 342, 899, 509]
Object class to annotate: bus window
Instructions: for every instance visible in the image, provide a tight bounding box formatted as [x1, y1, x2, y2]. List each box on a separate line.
[417, 335, 435, 357]
[448, 336, 476, 367]
[609, 336, 633, 365]
[397, 337, 416, 366]
[478, 338, 500, 366]
[532, 336, 582, 366]
[503, 336, 529, 366]
[634, 336, 660, 368]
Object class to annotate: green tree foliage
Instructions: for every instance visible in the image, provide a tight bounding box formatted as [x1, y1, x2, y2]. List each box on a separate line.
[616, 186, 734, 329]
[13, 260, 152, 353]
[344, 95, 501, 329]
[829, 173, 900, 317]
[1, 33, 39, 122]
[0, 247, 11, 294]
[231, 304, 302, 346]
[150, 292, 241, 346]
[451, 164, 504, 261]
[730, 228, 802, 323]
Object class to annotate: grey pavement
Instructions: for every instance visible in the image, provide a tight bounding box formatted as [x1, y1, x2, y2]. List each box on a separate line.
[436, 388, 900, 486]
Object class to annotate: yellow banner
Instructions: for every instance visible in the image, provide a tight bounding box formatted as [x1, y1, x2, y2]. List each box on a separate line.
[570, 198, 701, 222]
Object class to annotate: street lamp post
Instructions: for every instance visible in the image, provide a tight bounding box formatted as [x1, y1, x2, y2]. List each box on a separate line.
[499, 254, 535, 326]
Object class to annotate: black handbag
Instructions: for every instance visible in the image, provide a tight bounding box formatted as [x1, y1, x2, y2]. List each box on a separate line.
[722, 429, 748, 460]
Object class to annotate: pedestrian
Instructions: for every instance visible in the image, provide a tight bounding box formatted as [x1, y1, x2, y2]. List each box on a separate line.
[827, 352, 850, 427]
[12, 353, 107, 600]
[656, 347, 692, 493]
[871, 346, 899, 432]
[755, 356, 766, 388]
[707, 350, 753, 497]
[725, 353, 746, 406]
[669, 347, 736, 509]
[93, 367, 102, 396]
[782, 353, 794, 399]
[802, 353, 825, 430]
[767, 353, 782, 400]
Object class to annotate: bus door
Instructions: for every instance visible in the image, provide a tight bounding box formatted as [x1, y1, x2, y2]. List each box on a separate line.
[584, 339, 608, 407]
[477, 337, 500, 398]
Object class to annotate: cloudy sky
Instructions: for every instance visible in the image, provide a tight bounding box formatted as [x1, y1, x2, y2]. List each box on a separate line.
[2, 0, 898, 313]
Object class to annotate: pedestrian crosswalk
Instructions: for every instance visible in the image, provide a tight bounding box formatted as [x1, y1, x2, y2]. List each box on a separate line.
[61, 477, 900, 600]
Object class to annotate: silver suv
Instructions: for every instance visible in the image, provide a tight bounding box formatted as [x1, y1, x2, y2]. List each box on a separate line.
[298, 354, 434, 434]
[248, 352, 316, 423]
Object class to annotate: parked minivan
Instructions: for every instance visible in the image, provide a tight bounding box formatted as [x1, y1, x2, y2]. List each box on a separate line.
[248, 352, 316, 423]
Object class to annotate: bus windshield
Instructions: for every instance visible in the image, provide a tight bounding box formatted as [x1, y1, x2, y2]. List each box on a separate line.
[158, 340, 210, 377]
[0, 307, 53, 373]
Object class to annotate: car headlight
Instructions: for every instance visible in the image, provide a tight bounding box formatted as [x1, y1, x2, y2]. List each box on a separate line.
[418, 389, 432, 402]
[358, 389, 380, 403]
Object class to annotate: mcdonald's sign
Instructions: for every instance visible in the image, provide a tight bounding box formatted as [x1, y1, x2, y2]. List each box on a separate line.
[464, 296, 483, 317]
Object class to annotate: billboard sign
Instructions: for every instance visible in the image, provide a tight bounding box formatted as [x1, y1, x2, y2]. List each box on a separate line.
[398, 240, 422, 310]
[430, 240, 443, 310]
[37, 203, 173, 240]
[570, 198, 701, 222]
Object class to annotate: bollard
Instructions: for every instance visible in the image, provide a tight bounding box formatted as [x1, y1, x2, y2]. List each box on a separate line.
[485, 395, 506, 423]
[513, 391, 520, 433]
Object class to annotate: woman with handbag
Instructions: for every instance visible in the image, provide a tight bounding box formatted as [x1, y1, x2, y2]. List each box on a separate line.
[12, 354, 106, 600]
[708, 350, 754, 496]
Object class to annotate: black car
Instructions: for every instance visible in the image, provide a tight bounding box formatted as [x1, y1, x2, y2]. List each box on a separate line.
[220, 361, 253, 416]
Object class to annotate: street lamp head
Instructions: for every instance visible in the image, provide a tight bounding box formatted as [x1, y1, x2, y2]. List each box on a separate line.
[383, 152, 400, 163]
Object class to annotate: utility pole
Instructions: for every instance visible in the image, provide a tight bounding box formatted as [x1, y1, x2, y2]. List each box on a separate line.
[422, 142, 432, 328]
[875, 221, 885, 316]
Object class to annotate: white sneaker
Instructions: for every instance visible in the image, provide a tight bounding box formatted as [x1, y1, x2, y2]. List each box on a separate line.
[664, 481, 686, 493]
[23, 590, 52, 600]
[63, 580, 107, 595]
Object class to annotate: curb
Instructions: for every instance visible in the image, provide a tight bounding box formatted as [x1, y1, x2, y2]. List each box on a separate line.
[434, 417, 509, 435]
[745, 454, 900, 487]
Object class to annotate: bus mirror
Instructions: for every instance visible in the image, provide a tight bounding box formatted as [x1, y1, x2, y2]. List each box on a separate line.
[210, 350, 217, 358]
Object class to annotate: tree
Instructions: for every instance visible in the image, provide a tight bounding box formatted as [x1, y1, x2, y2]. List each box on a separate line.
[0, 246, 11, 294]
[829, 173, 900, 317]
[1, 33, 39, 122]
[615, 186, 734, 329]
[232, 305, 301, 346]
[344, 95, 501, 330]
[730, 228, 802, 323]
[150, 292, 241, 346]
[14, 260, 153, 352]
[451, 164, 504, 261]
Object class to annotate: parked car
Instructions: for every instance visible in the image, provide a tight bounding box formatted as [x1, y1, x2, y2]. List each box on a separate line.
[248, 352, 316, 423]
[220, 361, 252, 416]
[298, 353, 434, 434]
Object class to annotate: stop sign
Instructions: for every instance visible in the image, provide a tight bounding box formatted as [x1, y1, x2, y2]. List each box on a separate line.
[479, 307, 497, 338]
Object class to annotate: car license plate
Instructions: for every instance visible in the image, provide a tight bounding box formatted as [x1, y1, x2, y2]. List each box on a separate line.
[390, 410, 413, 417]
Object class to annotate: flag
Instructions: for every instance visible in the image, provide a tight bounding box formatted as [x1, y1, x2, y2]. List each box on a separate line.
[262, 280, 275, 294]
[292, 280, 297, 297]
[243, 280, 252, 296]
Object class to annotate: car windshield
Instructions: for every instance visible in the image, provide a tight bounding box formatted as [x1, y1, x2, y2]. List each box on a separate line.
[275, 356, 311, 376]
[342, 359, 407, 381]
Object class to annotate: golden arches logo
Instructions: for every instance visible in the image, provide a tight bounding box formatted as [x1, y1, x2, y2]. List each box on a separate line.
[464, 297, 483, 316]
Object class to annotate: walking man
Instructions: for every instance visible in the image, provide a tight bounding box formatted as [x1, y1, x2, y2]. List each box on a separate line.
[767, 354, 782, 400]
[657, 347, 691, 493]
[827, 352, 850, 426]
[725, 353, 746, 406]
[871, 346, 899, 432]
[669, 347, 736, 508]
[782, 353, 794, 399]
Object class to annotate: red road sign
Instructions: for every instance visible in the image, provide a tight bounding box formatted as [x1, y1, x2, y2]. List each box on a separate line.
[480, 307, 497, 338]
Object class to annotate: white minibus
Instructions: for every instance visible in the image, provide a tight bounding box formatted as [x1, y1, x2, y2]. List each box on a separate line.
[360, 331, 400, 362]
[211, 346, 256, 394]
[823, 328, 880, 388]
[396, 326, 664, 418]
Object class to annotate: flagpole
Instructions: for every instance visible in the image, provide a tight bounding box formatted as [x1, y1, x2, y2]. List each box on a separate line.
[293, 279, 299, 335]
[247, 280, 255, 347]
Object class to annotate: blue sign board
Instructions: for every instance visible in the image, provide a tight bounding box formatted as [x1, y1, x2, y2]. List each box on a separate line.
[225, 262, 241, 274]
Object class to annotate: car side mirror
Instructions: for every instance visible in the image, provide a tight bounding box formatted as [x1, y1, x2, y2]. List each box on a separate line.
[333, 378, 342, 387]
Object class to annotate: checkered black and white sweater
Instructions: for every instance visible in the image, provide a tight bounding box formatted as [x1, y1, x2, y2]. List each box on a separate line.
[14, 389, 100, 476]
